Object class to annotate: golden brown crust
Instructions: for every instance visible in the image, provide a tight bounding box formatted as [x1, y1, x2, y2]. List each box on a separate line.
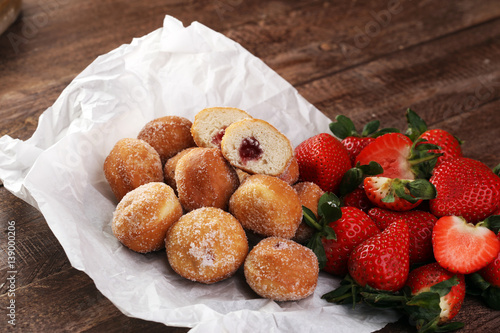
[112, 182, 183, 253]
[163, 147, 197, 193]
[277, 156, 300, 185]
[165, 207, 249, 284]
[137, 116, 196, 165]
[229, 174, 302, 239]
[292, 182, 325, 243]
[103, 138, 164, 202]
[244, 237, 319, 301]
[175, 147, 240, 212]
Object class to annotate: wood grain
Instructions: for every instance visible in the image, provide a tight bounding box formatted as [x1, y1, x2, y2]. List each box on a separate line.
[1, 0, 499, 332]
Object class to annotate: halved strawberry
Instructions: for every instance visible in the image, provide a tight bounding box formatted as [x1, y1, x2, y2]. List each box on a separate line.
[429, 157, 500, 224]
[432, 215, 500, 274]
[329, 115, 398, 165]
[355, 132, 439, 180]
[368, 208, 438, 264]
[363, 176, 437, 211]
[348, 220, 410, 291]
[295, 133, 352, 193]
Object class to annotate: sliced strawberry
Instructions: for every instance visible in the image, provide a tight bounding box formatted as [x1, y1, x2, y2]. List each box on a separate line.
[363, 176, 437, 211]
[348, 220, 410, 291]
[432, 215, 500, 274]
[368, 208, 437, 264]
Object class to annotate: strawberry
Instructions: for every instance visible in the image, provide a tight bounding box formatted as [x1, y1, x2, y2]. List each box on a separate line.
[322, 206, 380, 276]
[419, 129, 462, 166]
[341, 187, 373, 212]
[295, 133, 351, 193]
[405, 109, 462, 167]
[405, 262, 466, 328]
[468, 230, 500, 310]
[329, 115, 398, 165]
[432, 215, 500, 274]
[302, 193, 380, 275]
[348, 220, 410, 291]
[368, 208, 438, 264]
[429, 157, 500, 223]
[479, 232, 500, 287]
[363, 176, 436, 211]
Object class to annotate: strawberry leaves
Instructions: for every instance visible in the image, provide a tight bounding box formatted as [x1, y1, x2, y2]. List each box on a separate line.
[329, 115, 399, 140]
[303, 192, 341, 269]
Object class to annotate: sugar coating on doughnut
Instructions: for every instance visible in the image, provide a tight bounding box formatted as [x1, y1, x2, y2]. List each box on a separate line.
[244, 237, 319, 301]
[104, 138, 164, 202]
[112, 182, 183, 253]
[175, 147, 240, 212]
[292, 182, 325, 243]
[221, 118, 293, 176]
[229, 174, 302, 239]
[163, 147, 196, 193]
[191, 107, 252, 148]
[165, 207, 249, 284]
[137, 116, 196, 165]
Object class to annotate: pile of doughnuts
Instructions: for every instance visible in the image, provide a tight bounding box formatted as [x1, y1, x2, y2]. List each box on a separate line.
[104, 107, 320, 301]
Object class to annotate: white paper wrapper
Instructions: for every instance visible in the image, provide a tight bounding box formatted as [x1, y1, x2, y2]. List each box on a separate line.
[0, 15, 400, 332]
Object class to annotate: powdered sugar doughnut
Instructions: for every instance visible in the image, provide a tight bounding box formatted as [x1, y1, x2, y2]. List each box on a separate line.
[175, 147, 240, 212]
[191, 107, 252, 148]
[104, 138, 164, 202]
[293, 182, 325, 243]
[244, 237, 319, 301]
[229, 174, 302, 239]
[137, 116, 196, 165]
[221, 118, 294, 176]
[112, 182, 183, 253]
[165, 207, 249, 284]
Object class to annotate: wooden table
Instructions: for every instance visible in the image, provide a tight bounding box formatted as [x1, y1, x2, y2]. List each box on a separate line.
[1, 0, 499, 332]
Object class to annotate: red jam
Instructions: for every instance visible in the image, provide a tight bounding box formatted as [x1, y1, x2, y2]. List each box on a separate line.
[239, 136, 263, 164]
[211, 128, 226, 147]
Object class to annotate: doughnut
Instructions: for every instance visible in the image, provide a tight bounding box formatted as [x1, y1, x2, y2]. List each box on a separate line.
[292, 182, 325, 243]
[221, 118, 294, 176]
[103, 138, 164, 202]
[163, 147, 196, 193]
[229, 174, 302, 239]
[165, 207, 249, 284]
[191, 107, 252, 148]
[137, 116, 196, 165]
[244, 237, 319, 301]
[175, 147, 240, 212]
[278, 156, 300, 185]
[112, 182, 183, 253]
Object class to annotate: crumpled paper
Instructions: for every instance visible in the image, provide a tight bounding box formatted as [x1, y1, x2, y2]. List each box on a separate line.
[0, 15, 400, 332]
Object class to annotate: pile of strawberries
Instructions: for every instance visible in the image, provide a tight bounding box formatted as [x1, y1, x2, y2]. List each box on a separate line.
[294, 109, 500, 332]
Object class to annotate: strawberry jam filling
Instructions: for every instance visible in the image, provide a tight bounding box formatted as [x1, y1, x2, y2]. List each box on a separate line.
[211, 128, 227, 147]
[239, 136, 263, 164]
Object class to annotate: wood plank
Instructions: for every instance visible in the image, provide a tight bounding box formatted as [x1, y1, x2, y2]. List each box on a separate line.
[0, 268, 187, 332]
[296, 18, 500, 166]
